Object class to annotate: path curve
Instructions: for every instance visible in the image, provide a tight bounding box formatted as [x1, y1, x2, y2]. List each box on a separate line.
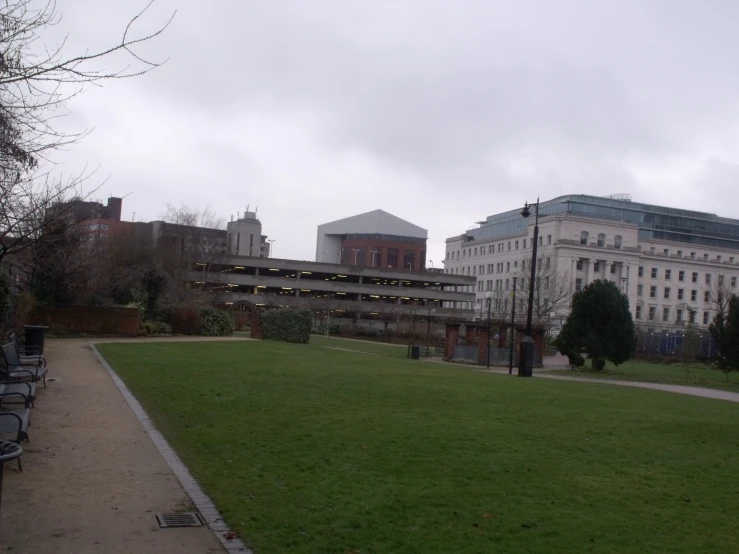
[537, 373, 739, 403]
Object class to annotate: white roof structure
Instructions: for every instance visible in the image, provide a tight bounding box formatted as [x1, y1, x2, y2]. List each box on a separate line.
[315, 209, 427, 263]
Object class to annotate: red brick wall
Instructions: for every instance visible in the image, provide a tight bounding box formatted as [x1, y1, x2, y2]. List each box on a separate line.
[33, 304, 140, 336]
[340, 238, 427, 270]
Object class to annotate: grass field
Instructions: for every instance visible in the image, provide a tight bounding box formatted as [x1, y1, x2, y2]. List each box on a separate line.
[550, 359, 739, 389]
[98, 340, 739, 554]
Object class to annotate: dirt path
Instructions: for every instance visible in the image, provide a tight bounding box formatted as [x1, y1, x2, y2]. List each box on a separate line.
[0, 338, 242, 554]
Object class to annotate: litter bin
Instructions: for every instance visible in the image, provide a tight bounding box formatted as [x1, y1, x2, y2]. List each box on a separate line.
[24, 325, 49, 355]
[411, 346, 420, 360]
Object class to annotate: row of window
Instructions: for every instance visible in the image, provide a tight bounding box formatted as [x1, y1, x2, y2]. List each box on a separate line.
[637, 285, 716, 303]
[644, 246, 736, 263]
[575, 260, 619, 274]
[637, 267, 737, 287]
[579, 232, 623, 248]
[635, 305, 711, 325]
[475, 276, 552, 292]
[447, 235, 553, 260]
[444, 258, 550, 277]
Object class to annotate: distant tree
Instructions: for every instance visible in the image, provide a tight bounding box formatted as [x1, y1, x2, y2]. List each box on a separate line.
[709, 295, 739, 377]
[158, 203, 223, 229]
[554, 280, 636, 370]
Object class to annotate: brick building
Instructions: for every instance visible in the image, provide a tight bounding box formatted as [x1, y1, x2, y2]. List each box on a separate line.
[315, 210, 428, 270]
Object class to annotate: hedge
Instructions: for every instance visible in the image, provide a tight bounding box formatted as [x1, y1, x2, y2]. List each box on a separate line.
[200, 307, 234, 336]
[260, 309, 312, 343]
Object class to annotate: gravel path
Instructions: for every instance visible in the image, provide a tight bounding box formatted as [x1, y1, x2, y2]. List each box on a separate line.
[537, 373, 739, 403]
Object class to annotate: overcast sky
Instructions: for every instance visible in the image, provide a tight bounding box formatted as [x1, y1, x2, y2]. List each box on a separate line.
[47, 0, 739, 264]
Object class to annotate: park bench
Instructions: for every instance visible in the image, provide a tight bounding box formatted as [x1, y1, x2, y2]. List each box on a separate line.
[1, 343, 48, 388]
[0, 385, 32, 470]
[9, 333, 46, 368]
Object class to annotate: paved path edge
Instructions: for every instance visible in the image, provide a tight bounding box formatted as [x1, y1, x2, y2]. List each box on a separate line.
[91, 344, 252, 554]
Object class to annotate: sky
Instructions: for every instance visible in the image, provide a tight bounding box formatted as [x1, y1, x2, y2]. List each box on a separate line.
[42, 0, 739, 264]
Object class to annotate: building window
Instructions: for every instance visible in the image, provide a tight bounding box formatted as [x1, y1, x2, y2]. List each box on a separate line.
[506, 261, 510, 272]
[677, 250, 682, 257]
[662, 307, 670, 322]
[663, 248, 669, 256]
[388, 248, 399, 268]
[580, 231, 589, 245]
[650, 286, 657, 298]
[575, 278, 583, 292]
[576, 260, 583, 271]
[678, 289, 684, 300]
[689, 310, 696, 324]
[597, 233, 605, 247]
[473, 266, 477, 276]
[523, 239, 527, 249]
[704, 253, 709, 261]
[705, 273, 712, 285]
[665, 269, 671, 280]
[691, 290, 697, 302]
[703, 311, 710, 325]
[610, 264, 616, 274]
[717, 255, 722, 262]
[676, 309, 683, 323]
[546, 257, 551, 269]
[539, 236, 543, 246]
[679, 270, 685, 282]
[508, 242, 511, 251]
[719, 275, 724, 286]
[594, 262, 600, 272]
[651, 268, 658, 279]
[664, 287, 670, 299]
[505, 279, 509, 290]
[614, 235, 622, 249]
[475, 247, 479, 256]
[637, 284, 643, 297]
[704, 291, 710, 303]
[732, 277, 737, 288]
[547, 234, 552, 245]
[638, 266, 644, 277]
[692, 272, 698, 283]
[478, 281, 483, 291]
[649, 247, 655, 254]
[635, 305, 642, 320]
[515, 240, 519, 249]
[731, 257, 735, 263]
[648, 306, 656, 321]
[690, 252, 695, 259]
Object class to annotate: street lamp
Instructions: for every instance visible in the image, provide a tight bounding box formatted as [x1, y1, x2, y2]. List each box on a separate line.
[371, 249, 379, 267]
[267, 239, 276, 258]
[352, 248, 360, 265]
[485, 291, 492, 368]
[519, 197, 540, 377]
[509, 269, 518, 375]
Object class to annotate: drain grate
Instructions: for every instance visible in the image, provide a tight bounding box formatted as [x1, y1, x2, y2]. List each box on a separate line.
[156, 512, 203, 528]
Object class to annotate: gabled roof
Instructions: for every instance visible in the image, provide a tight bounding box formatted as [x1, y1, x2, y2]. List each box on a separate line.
[318, 209, 427, 239]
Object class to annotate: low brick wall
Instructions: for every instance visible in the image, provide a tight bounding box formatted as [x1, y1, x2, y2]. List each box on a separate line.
[32, 304, 140, 336]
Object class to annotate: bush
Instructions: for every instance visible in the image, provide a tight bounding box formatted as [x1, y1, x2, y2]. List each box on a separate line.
[171, 304, 201, 335]
[592, 357, 606, 371]
[260, 309, 312, 343]
[573, 354, 585, 368]
[138, 321, 154, 336]
[200, 307, 234, 337]
[328, 323, 342, 336]
[150, 321, 172, 335]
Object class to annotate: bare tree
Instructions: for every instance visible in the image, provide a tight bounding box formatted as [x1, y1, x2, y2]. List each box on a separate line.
[0, 0, 174, 264]
[711, 274, 736, 318]
[158, 203, 224, 230]
[516, 249, 575, 325]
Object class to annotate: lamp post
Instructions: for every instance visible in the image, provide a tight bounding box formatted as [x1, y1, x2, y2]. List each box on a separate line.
[267, 239, 276, 258]
[485, 291, 492, 368]
[509, 269, 518, 375]
[371, 249, 379, 267]
[352, 248, 360, 265]
[426, 307, 436, 356]
[519, 198, 540, 377]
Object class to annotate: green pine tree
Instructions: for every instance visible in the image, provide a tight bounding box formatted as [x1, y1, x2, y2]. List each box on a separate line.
[709, 295, 739, 374]
[554, 280, 636, 370]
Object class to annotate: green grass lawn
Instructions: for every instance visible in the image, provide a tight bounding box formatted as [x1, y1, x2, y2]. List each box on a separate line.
[550, 359, 739, 390]
[97, 341, 739, 554]
[310, 335, 410, 357]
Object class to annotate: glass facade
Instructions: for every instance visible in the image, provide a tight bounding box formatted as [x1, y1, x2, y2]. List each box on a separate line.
[466, 194, 739, 251]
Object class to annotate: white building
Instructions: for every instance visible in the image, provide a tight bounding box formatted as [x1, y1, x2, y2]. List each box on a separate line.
[443, 194, 739, 329]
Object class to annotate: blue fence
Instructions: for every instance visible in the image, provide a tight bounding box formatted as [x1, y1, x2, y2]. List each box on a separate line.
[636, 330, 717, 359]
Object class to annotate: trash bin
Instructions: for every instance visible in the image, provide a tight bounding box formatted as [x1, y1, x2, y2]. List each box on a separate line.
[411, 346, 420, 359]
[24, 325, 49, 355]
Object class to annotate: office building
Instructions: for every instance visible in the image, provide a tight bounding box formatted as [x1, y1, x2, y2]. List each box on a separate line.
[443, 194, 739, 329]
